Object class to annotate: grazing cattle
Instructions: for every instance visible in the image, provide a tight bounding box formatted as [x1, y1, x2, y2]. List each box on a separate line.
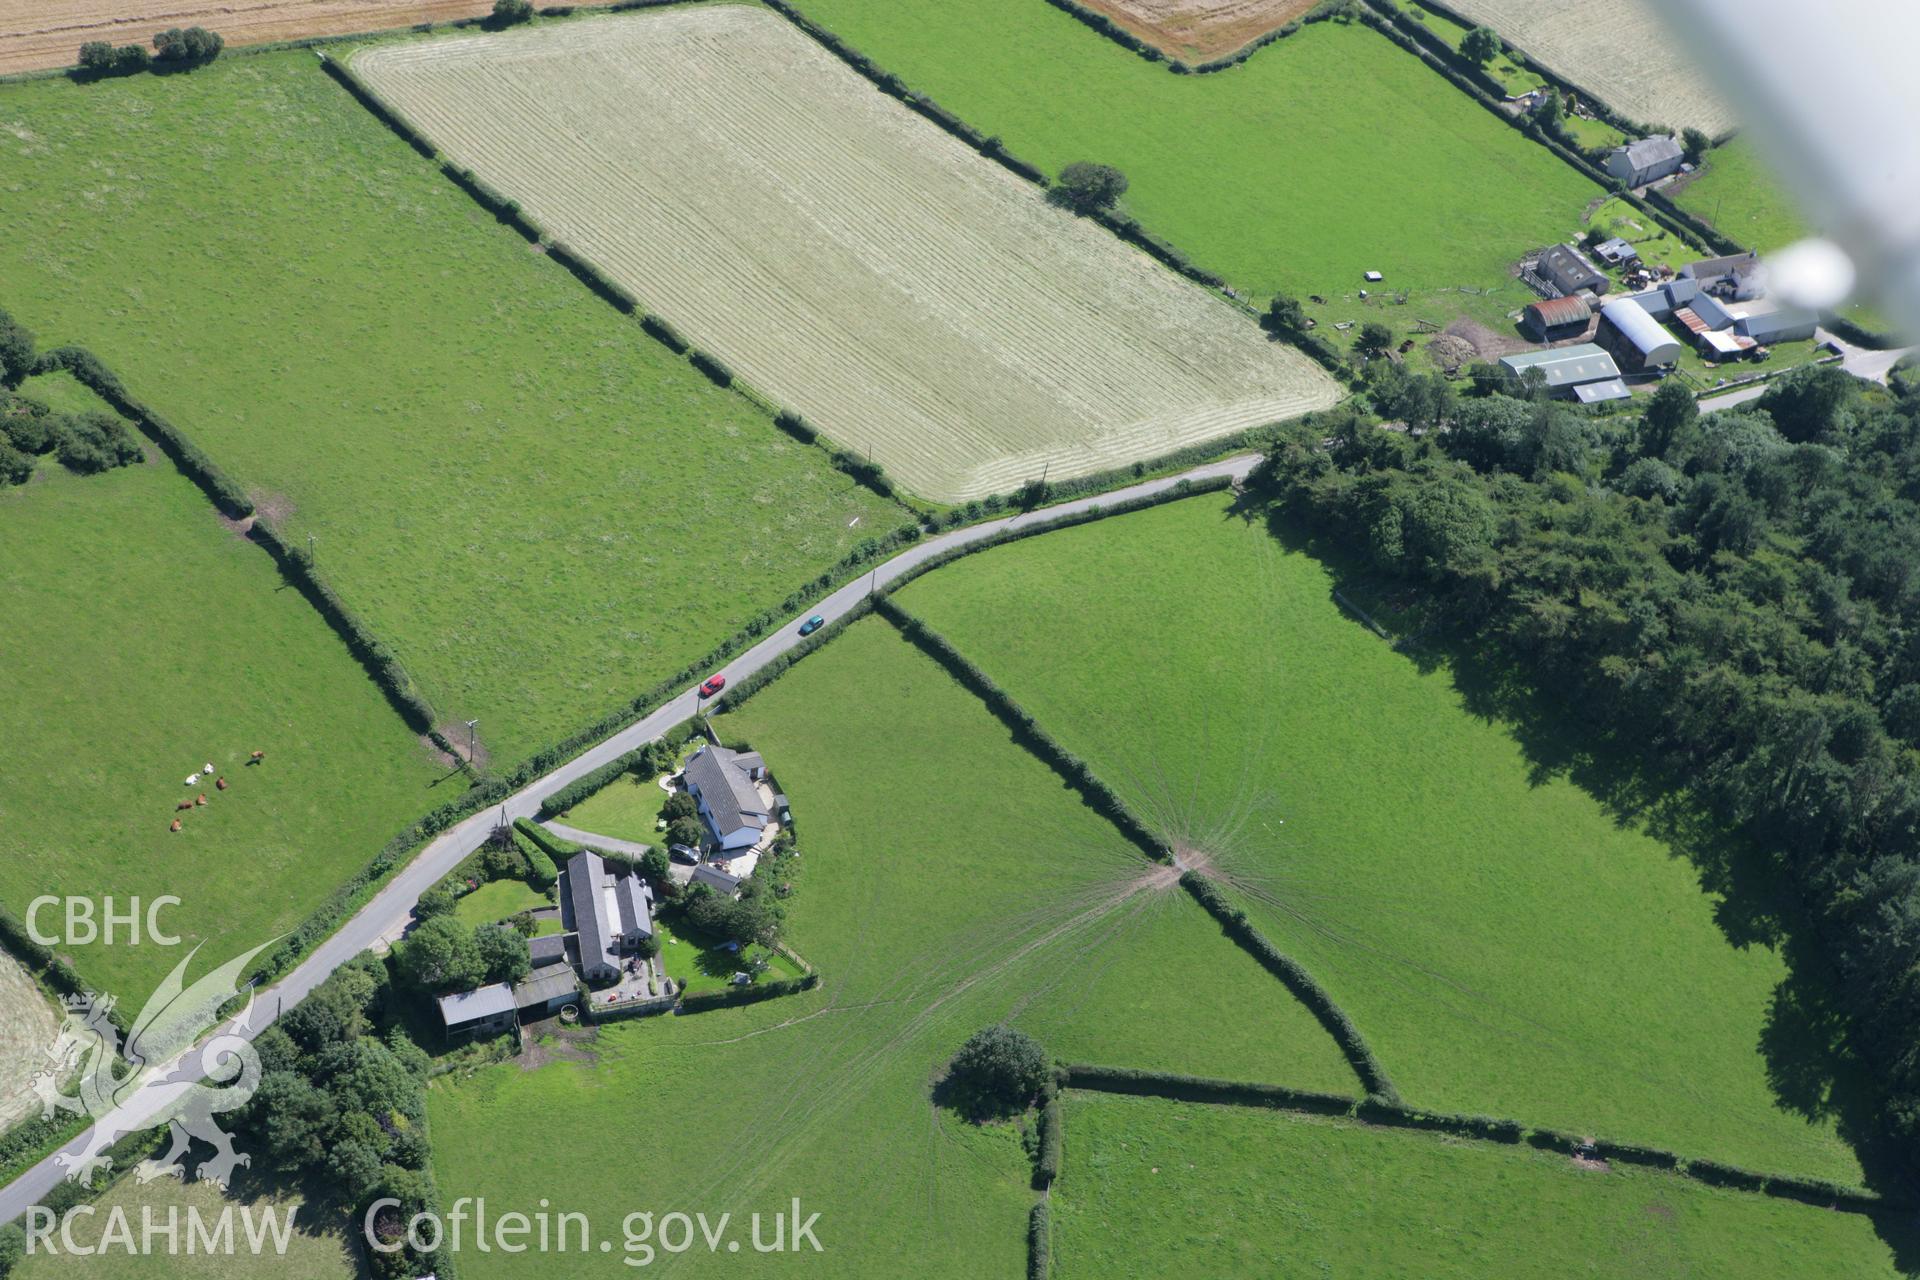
[215, 776, 228, 791]
[195, 794, 208, 807]
[175, 799, 193, 812]
[184, 774, 200, 786]
[169, 819, 182, 833]
[248, 751, 265, 764]
[202, 763, 214, 775]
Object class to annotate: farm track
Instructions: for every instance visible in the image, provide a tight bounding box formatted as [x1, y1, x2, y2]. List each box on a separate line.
[0, 0, 490, 75]
[351, 8, 1337, 502]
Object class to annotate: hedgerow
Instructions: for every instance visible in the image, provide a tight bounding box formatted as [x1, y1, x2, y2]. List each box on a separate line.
[1178, 871, 1398, 1101]
[1026, 1201, 1050, 1280]
[1034, 1086, 1063, 1188]
[1061, 1063, 1355, 1116]
[676, 972, 819, 1013]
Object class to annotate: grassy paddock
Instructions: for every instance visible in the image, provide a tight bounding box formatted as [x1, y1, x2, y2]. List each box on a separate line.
[898, 492, 1865, 1182]
[1051, 1093, 1908, 1278]
[427, 618, 1352, 1276]
[783, 0, 1599, 340]
[0, 49, 899, 765]
[1674, 138, 1810, 254]
[0, 459, 447, 1005]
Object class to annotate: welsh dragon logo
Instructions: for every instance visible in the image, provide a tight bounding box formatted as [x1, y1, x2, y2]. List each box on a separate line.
[26, 941, 273, 1189]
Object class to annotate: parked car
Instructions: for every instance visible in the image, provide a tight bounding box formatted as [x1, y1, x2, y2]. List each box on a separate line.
[699, 674, 726, 697]
[669, 844, 700, 864]
[799, 615, 825, 636]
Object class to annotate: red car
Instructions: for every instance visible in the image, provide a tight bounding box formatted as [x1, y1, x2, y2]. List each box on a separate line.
[699, 674, 727, 697]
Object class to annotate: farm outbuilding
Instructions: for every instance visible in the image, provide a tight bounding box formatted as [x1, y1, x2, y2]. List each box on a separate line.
[513, 968, 581, 1021]
[438, 984, 517, 1042]
[1498, 344, 1622, 398]
[1520, 295, 1592, 341]
[1537, 244, 1609, 298]
[1599, 297, 1684, 369]
[1574, 377, 1632, 404]
[1605, 136, 1686, 188]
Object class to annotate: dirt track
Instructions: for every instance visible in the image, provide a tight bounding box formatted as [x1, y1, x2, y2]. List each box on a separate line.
[1075, 0, 1318, 61]
[0, 0, 493, 75]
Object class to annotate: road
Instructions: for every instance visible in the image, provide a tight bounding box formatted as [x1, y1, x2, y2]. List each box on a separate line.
[0, 452, 1258, 1223]
[1699, 327, 1910, 412]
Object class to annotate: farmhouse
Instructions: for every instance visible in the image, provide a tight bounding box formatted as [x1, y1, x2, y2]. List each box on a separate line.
[1520, 295, 1592, 342]
[562, 849, 655, 984]
[1598, 297, 1684, 370]
[1605, 136, 1685, 188]
[1537, 244, 1609, 298]
[1499, 344, 1622, 398]
[1682, 252, 1766, 301]
[684, 745, 787, 852]
[437, 984, 517, 1042]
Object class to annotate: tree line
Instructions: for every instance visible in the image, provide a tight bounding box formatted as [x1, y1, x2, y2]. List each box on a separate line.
[1255, 360, 1920, 1184]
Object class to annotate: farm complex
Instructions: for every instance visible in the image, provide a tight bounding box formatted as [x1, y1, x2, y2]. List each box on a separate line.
[0, 2, 1912, 1279]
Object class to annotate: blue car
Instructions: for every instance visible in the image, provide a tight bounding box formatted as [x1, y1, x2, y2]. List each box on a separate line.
[799, 615, 825, 636]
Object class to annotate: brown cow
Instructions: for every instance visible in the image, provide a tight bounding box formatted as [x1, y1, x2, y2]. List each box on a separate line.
[215, 776, 228, 791]
[249, 750, 265, 764]
[195, 793, 208, 807]
[169, 819, 182, 832]
[175, 799, 193, 812]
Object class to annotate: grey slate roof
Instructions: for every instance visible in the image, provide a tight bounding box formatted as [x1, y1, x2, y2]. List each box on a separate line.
[528, 933, 569, 968]
[684, 745, 771, 838]
[691, 864, 743, 897]
[1682, 252, 1762, 282]
[1538, 244, 1606, 294]
[565, 850, 616, 976]
[437, 983, 516, 1027]
[1618, 136, 1683, 171]
[512, 968, 580, 1012]
[1574, 378, 1632, 404]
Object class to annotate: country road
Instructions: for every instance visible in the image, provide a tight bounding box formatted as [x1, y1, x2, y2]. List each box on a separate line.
[0, 451, 1258, 1223]
[1699, 327, 1910, 413]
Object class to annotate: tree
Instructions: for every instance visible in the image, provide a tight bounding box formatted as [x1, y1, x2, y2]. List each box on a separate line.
[491, 0, 535, 25]
[1459, 25, 1500, 67]
[1641, 376, 1698, 457]
[1051, 162, 1128, 215]
[77, 41, 115, 71]
[667, 815, 705, 850]
[0, 1223, 25, 1278]
[661, 790, 699, 823]
[1759, 364, 1859, 444]
[640, 846, 673, 889]
[943, 1026, 1049, 1119]
[1261, 293, 1307, 338]
[396, 916, 482, 993]
[474, 923, 530, 985]
[152, 26, 222, 64]
[414, 884, 457, 920]
[0, 309, 34, 385]
[0, 442, 31, 488]
[1682, 127, 1711, 164]
[1355, 322, 1393, 360]
[1529, 91, 1564, 135]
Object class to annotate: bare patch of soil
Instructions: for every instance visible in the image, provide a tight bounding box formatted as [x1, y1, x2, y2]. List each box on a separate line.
[1076, 0, 1320, 61]
[517, 1019, 599, 1071]
[1442, 316, 1530, 361]
[0, 0, 495, 76]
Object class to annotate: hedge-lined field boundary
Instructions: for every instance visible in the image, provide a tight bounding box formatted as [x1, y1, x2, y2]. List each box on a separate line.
[320, 46, 915, 512]
[875, 598, 1173, 863]
[1059, 1064, 1905, 1214]
[715, 475, 1240, 717]
[1177, 873, 1398, 1101]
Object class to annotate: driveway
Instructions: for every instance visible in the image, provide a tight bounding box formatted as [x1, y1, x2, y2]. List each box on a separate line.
[1701, 327, 1910, 413]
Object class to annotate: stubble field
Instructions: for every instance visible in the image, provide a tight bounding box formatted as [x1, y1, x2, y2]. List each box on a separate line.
[1435, 0, 1736, 134]
[0, 0, 490, 75]
[351, 7, 1338, 503]
[1076, 0, 1318, 61]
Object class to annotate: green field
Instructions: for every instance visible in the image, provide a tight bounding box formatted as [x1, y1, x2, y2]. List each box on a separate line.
[16, 1176, 354, 1280]
[1675, 139, 1810, 253]
[898, 493, 1864, 1183]
[559, 770, 672, 844]
[450, 877, 551, 929]
[1052, 1094, 1908, 1279]
[0, 455, 446, 1003]
[787, 0, 1599, 338]
[0, 52, 899, 766]
[426, 617, 1352, 1276]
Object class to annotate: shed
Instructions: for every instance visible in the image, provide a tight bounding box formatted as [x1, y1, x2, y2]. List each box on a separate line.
[1599, 297, 1684, 368]
[1498, 343, 1622, 397]
[437, 984, 516, 1042]
[1520, 295, 1592, 341]
[1537, 244, 1609, 297]
[528, 933, 570, 969]
[1364, 270, 1384, 283]
[691, 864, 743, 898]
[512, 968, 581, 1020]
[1573, 377, 1632, 404]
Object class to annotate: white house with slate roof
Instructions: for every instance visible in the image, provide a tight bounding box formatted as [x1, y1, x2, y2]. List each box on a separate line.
[684, 745, 786, 852]
[562, 849, 655, 984]
[1605, 136, 1685, 187]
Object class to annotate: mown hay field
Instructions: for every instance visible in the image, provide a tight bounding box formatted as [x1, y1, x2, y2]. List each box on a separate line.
[428, 618, 1355, 1278]
[0, 953, 58, 1129]
[773, 0, 1602, 346]
[0, 51, 899, 767]
[0, 455, 448, 1008]
[0, 0, 490, 75]
[1436, 0, 1736, 135]
[1053, 1095, 1908, 1279]
[1076, 0, 1318, 61]
[898, 492, 1866, 1184]
[350, 7, 1338, 503]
